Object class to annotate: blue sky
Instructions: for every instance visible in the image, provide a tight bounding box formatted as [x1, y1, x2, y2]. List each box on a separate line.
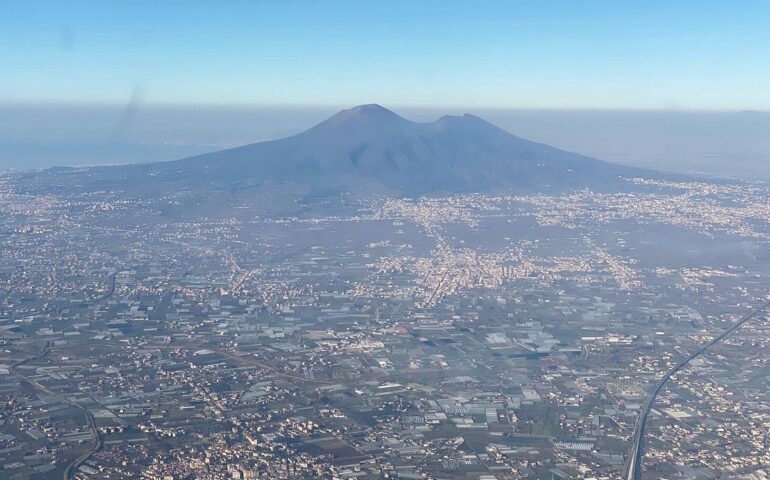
[2, 0, 769, 109]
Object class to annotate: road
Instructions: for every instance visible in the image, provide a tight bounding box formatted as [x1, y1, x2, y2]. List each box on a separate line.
[11, 342, 102, 480]
[26, 375, 103, 480]
[94, 271, 117, 302]
[623, 299, 770, 480]
[5, 274, 116, 478]
[11, 342, 103, 480]
[99, 341, 334, 385]
[9, 342, 50, 374]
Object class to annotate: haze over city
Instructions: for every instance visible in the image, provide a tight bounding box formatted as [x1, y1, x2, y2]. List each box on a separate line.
[2, 2, 770, 480]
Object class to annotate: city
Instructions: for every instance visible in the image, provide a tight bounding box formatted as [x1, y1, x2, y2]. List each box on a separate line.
[3, 2, 770, 478]
[2, 171, 769, 479]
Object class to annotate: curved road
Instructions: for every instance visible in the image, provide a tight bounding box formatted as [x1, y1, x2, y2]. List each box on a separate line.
[8, 272, 116, 479]
[94, 271, 117, 303]
[623, 300, 770, 480]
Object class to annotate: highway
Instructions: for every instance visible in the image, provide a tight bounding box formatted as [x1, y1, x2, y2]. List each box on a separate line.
[13, 343, 103, 480]
[8, 273, 116, 478]
[623, 299, 770, 480]
[94, 271, 117, 303]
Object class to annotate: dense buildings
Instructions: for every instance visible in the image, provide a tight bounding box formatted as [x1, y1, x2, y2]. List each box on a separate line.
[2, 172, 770, 479]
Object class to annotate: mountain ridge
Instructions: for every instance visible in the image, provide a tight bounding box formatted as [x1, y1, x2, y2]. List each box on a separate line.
[16, 104, 662, 196]
[163, 104, 652, 193]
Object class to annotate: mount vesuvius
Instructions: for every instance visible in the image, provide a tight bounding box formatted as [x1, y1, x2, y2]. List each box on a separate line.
[19, 104, 660, 196]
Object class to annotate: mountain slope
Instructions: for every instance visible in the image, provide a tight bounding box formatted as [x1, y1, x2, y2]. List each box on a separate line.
[18, 104, 657, 195]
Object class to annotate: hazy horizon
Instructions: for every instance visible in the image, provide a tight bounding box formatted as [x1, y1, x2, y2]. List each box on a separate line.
[3, 102, 769, 180]
[4, 1, 770, 179]
[5, 3, 770, 479]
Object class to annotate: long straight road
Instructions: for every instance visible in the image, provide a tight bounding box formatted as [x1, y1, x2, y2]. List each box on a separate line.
[623, 299, 770, 480]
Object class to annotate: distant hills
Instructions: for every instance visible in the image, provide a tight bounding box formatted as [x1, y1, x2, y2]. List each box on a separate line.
[17, 104, 660, 196]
